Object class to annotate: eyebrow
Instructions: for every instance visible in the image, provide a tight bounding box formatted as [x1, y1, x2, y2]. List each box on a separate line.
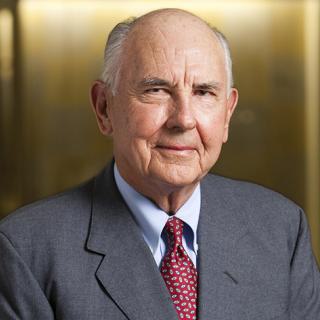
[138, 77, 222, 91]
[138, 77, 171, 87]
[193, 81, 221, 91]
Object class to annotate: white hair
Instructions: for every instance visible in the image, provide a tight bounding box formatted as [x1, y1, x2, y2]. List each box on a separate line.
[100, 16, 234, 95]
[100, 17, 136, 95]
[209, 26, 234, 93]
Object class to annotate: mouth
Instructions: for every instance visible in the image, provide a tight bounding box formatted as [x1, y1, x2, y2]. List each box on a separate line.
[157, 145, 195, 151]
[155, 145, 196, 154]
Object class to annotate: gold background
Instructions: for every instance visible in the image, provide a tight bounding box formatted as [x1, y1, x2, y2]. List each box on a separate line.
[0, 0, 319, 263]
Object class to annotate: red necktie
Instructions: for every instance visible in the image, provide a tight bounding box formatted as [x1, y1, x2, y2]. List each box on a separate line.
[160, 217, 198, 320]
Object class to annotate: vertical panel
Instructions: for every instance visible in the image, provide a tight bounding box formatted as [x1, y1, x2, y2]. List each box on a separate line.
[305, 0, 320, 261]
[0, 8, 14, 136]
[0, 7, 17, 214]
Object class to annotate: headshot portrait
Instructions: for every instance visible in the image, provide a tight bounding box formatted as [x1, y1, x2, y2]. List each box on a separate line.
[0, 1, 319, 319]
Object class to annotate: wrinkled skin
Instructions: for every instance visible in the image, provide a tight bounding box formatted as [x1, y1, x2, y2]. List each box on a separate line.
[91, 9, 238, 212]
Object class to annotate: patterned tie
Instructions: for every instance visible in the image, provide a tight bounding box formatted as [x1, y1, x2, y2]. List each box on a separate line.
[160, 217, 198, 320]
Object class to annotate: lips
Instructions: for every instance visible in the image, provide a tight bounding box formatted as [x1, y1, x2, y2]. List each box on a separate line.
[156, 145, 195, 151]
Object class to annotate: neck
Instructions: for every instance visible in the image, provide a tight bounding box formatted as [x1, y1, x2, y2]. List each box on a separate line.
[142, 183, 198, 213]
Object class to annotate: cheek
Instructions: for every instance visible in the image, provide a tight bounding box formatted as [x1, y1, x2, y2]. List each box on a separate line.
[126, 103, 168, 139]
[197, 109, 227, 147]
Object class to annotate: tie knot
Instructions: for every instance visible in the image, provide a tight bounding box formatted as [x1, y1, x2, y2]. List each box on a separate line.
[164, 217, 184, 249]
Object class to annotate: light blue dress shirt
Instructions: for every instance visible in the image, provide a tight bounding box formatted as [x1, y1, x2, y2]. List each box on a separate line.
[114, 164, 200, 267]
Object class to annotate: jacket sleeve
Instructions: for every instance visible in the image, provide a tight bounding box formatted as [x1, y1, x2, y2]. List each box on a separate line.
[289, 209, 320, 319]
[0, 232, 54, 320]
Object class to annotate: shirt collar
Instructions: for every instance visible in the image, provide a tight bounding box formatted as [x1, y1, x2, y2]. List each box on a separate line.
[113, 163, 200, 255]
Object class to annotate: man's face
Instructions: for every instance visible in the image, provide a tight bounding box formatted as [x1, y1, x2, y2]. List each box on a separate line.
[97, 16, 238, 192]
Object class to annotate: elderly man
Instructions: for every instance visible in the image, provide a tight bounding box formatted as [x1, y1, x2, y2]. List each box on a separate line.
[0, 8, 319, 320]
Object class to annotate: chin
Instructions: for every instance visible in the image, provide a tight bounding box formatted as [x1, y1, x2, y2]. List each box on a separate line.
[151, 168, 201, 189]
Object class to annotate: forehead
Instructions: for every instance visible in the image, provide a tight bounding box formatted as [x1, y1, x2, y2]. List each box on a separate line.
[121, 16, 227, 84]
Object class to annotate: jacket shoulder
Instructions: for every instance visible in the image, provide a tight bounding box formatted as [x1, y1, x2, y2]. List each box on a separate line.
[203, 173, 300, 209]
[0, 178, 95, 246]
[202, 173, 302, 233]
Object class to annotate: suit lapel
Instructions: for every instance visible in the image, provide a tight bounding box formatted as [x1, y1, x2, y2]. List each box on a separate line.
[197, 175, 249, 319]
[86, 164, 178, 320]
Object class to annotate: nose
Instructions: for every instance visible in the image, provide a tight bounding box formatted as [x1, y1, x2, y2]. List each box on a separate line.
[166, 95, 196, 131]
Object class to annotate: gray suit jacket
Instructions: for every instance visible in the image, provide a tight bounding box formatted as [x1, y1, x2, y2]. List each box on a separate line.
[0, 164, 319, 320]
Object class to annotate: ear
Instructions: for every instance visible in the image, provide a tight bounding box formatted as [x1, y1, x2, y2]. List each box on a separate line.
[223, 88, 238, 143]
[90, 80, 113, 136]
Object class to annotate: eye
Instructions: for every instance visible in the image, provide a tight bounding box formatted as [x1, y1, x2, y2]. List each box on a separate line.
[194, 89, 214, 97]
[145, 88, 163, 93]
[144, 87, 167, 94]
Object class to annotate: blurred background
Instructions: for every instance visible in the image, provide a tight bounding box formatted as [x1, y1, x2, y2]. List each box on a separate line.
[0, 0, 319, 262]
